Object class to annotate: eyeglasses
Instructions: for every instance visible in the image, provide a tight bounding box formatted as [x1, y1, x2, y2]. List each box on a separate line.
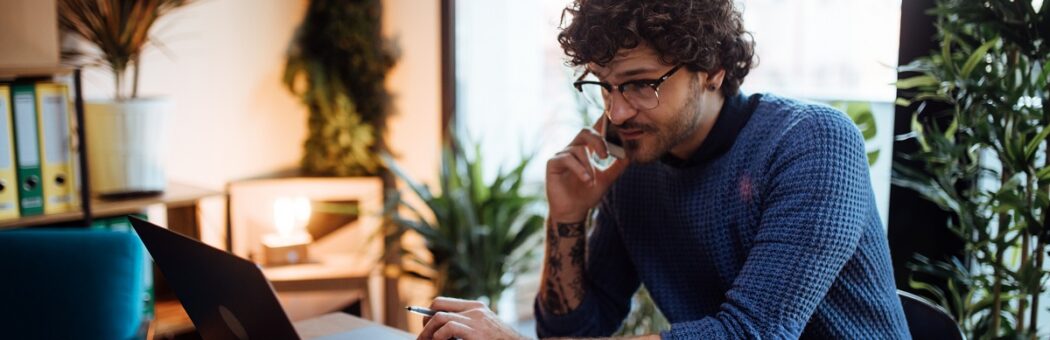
[573, 65, 683, 111]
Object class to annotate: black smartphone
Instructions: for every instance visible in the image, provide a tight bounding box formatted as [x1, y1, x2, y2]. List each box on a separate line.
[603, 117, 626, 159]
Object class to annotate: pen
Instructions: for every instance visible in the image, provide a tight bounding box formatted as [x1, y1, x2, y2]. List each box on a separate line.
[405, 305, 438, 317]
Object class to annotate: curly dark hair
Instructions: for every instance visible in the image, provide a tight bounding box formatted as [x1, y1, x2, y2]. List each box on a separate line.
[558, 0, 756, 97]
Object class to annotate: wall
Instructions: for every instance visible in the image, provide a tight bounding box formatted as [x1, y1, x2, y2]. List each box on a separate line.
[383, 0, 441, 188]
[81, 0, 308, 189]
[381, 0, 442, 332]
[79, 0, 440, 191]
[76, 0, 441, 244]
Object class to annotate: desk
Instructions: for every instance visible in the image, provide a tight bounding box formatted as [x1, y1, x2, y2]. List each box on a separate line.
[153, 253, 377, 338]
[263, 254, 377, 321]
[294, 312, 414, 339]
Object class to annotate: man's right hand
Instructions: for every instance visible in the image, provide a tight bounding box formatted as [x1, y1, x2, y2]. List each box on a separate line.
[545, 118, 630, 223]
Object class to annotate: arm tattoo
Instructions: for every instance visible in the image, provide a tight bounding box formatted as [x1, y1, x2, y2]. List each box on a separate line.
[558, 221, 586, 237]
[569, 235, 585, 267]
[541, 220, 587, 315]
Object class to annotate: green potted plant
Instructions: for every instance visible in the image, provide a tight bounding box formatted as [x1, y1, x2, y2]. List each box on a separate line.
[382, 131, 547, 313]
[894, 0, 1049, 338]
[59, 0, 192, 195]
[283, 0, 396, 177]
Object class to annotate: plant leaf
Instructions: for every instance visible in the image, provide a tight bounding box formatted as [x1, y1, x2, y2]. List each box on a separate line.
[1037, 59, 1050, 88]
[960, 38, 998, 77]
[896, 75, 940, 89]
[1024, 127, 1050, 159]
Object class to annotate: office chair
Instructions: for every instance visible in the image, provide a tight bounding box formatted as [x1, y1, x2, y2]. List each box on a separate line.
[899, 290, 965, 340]
[0, 229, 147, 340]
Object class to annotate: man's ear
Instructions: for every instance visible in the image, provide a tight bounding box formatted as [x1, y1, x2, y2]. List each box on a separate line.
[704, 69, 727, 92]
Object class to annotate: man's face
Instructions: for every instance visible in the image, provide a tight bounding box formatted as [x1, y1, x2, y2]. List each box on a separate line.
[586, 45, 711, 163]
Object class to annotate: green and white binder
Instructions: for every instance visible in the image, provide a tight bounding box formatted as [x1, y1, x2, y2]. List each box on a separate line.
[10, 83, 44, 216]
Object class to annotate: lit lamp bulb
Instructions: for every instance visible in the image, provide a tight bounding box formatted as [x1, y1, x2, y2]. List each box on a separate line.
[293, 197, 311, 229]
[262, 197, 313, 266]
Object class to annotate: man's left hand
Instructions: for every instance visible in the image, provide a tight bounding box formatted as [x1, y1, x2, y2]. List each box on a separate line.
[417, 297, 528, 340]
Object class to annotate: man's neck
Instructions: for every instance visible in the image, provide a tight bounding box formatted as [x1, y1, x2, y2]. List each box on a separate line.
[668, 94, 725, 159]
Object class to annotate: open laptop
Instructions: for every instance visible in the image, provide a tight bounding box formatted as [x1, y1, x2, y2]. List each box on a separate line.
[129, 217, 413, 340]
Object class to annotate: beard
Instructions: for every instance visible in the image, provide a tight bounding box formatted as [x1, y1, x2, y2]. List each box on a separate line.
[619, 82, 705, 164]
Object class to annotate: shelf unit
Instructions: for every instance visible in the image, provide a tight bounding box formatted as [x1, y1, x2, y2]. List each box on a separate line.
[0, 66, 93, 228]
[0, 182, 221, 229]
[2, 67, 225, 338]
[0, 67, 224, 229]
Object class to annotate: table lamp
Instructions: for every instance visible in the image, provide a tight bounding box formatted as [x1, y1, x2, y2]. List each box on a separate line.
[262, 197, 313, 266]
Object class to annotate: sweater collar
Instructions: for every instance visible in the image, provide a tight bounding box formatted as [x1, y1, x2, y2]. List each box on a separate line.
[661, 92, 762, 168]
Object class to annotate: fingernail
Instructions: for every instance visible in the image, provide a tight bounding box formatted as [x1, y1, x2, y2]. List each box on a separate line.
[583, 173, 592, 182]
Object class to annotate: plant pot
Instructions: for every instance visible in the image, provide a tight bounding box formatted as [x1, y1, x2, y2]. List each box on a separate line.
[84, 99, 170, 196]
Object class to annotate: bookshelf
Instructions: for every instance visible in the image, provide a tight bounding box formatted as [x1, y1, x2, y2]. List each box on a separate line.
[0, 66, 94, 228]
[0, 67, 224, 230]
[0, 181, 221, 229]
[0, 66, 75, 81]
[2, 66, 226, 338]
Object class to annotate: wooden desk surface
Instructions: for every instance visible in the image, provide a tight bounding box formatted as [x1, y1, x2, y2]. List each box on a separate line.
[263, 254, 373, 284]
[294, 312, 414, 339]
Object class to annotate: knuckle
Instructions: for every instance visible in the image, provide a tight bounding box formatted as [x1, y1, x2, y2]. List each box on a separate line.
[469, 307, 490, 317]
[548, 154, 571, 165]
[435, 323, 457, 338]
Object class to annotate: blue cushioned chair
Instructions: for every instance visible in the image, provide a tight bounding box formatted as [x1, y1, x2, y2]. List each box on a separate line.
[899, 290, 966, 340]
[0, 229, 146, 340]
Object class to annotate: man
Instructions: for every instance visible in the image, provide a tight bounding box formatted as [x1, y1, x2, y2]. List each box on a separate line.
[418, 0, 910, 339]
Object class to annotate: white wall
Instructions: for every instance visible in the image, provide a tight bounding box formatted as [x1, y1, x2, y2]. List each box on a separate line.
[383, 0, 441, 189]
[381, 0, 442, 332]
[79, 0, 441, 192]
[81, 0, 309, 190]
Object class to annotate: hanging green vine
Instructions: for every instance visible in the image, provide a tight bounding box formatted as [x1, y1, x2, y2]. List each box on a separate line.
[284, 0, 397, 176]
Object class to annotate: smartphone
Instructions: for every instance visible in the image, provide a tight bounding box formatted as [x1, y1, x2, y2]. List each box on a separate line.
[590, 117, 625, 171]
[603, 117, 626, 159]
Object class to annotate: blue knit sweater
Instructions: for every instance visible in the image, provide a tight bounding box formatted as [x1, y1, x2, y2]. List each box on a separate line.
[534, 94, 910, 339]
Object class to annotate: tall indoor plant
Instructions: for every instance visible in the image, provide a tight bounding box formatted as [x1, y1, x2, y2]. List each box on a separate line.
[382, 131, 546, 312]
[894, 0, 1049, 338]
[59, 0, 192, 195]
[283, 0, 396, 177]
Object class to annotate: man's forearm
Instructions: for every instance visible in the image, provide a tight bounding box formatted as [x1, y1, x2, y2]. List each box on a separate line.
[539, 219, 587, 315]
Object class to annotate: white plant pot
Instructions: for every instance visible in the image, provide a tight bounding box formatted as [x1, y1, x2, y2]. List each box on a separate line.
[85, 99, 170, 196]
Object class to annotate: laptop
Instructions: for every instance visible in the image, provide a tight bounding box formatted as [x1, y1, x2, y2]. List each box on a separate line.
[129, 217, 413, 340]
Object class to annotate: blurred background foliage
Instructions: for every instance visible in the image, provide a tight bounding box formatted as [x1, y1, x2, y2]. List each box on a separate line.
[893, 0, 1049, 338]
